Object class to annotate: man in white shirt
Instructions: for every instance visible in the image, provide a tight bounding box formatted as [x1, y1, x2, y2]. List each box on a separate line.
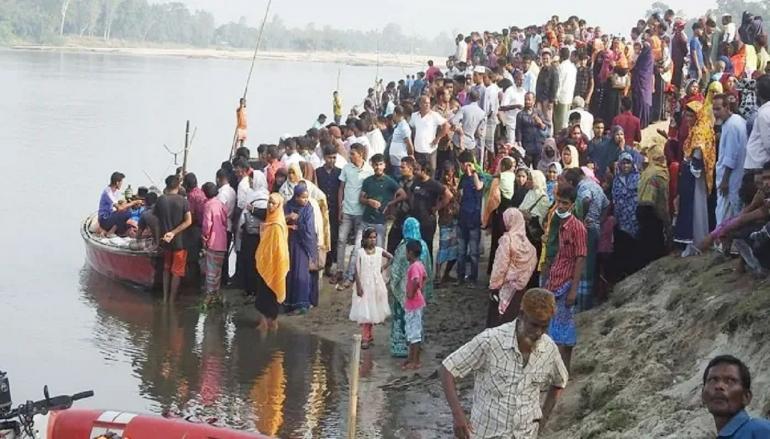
[744, 76, 770, 170]
[280, 137, 303, 168]
[388, 106, 414, 178]
[567, 96, 594, 141]
[451, 89, 487, 161]
[410, 95, 449, 173]
[499, 71, 526, 143]
[522, 54, 539, 95]
[456, 34, 468, 64]
[555, 47, 577, 132]
[343, 120, 372, 160]
[483, 70, 501, 155]
[365, 119, 387, 157]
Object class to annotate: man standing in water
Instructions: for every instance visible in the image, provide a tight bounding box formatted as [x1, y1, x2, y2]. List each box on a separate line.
[440, 288, 568, 439]
[702, 355, 770, 437]
[156, 175, 192, 304]
[333, 91, 343, 125]
[236, 98, 247, 147]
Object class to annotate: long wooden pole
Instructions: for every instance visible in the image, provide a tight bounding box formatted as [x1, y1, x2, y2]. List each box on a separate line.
[182, 120, 190, 175]
[229, 0, 273, 160]
[347, 334, 362, 439]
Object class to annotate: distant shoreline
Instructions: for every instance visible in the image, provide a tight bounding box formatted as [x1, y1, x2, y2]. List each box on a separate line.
[8, 44, 436, 69]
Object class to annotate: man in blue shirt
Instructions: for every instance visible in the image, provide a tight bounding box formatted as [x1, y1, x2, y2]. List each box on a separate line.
[456, 151, 485, 287]
[689, 22, 707, 82]
[702, 355, 770, 438]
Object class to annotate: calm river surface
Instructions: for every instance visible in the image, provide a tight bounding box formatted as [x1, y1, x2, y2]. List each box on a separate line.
[0, 49, 403, 437]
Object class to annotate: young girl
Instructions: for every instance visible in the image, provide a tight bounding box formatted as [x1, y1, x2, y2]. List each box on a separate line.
[350, 228, 392, 349]
[404, 240, 427, 369]
[546, 162, 562, 203]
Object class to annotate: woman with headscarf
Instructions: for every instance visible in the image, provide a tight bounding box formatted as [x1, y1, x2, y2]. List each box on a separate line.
[279, 162, 330, 275]
[487, 208, 537, 328]
[674, 83, 718, 256]
[537, 138, 560, 173]
[611, 152, 641, 278]
[519, 170, 551, 285]
[284, 183, 319, 314]
[638, 141, 670, 266]
[511, 167, 532, 208]
[388, 217, 433, 358]
[239, 171, 270, 300]
[546, 162, 562, 203]
[592, 126, 644, 183]
[631, 42, 655, 129]
[255, 193, 290, 331]
[561, 144, 579, 169]
[671, 19, 689, 91]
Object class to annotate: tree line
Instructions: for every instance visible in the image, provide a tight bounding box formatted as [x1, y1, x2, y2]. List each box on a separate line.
[0, 0, 454, 55]
[1, 0, 765, 54]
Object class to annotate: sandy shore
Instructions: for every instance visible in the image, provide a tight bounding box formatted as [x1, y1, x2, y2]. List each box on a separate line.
[9, 44, 435, 68]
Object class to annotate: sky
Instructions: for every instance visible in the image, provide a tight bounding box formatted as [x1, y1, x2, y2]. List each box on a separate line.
[174, 0, 716, 37]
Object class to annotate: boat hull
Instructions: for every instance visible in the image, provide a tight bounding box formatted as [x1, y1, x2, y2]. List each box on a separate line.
[80, 216, 161, 289]
[48, 409, 271, 439]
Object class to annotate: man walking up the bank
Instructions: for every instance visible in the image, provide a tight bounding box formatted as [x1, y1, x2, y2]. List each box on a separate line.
[440, 288, 568, 439]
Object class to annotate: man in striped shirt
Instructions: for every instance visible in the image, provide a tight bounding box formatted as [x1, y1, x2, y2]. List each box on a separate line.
[440, 289, 568, 439]
[544, 183, 587, 372]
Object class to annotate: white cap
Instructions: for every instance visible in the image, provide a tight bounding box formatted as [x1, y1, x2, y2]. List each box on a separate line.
[473, 66, 487, 74]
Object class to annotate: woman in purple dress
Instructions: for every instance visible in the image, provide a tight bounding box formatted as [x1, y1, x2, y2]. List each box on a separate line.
[284, 183, 319, 314]
[631, 42, 654, 129]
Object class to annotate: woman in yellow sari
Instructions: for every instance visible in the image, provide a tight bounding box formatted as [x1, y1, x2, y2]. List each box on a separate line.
[672, 82, 720, 256]
[255, 193, 290, 330]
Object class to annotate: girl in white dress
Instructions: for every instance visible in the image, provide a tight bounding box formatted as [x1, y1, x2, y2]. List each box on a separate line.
[350, 227, 392, 349]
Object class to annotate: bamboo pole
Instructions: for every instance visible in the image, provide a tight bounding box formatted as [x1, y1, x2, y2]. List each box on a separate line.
[347, 334, 362, 439]
[181, 120, 190, 175]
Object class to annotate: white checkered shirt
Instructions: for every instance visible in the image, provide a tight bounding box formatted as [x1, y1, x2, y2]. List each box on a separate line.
[442, 320, 569, 439]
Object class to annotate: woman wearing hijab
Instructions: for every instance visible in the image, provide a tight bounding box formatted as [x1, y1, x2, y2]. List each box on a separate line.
[388, 217, 434, 358]
[284, 183, 319, 314]
[546, 162, 562, 203]
[673, 84, 718, 256]
[631, 42, 655, 128]
[561, 144, 580, 169]
[511, 167, 532, 208]
[611, 152, 641, 278]
[487, 208, 537, 328]
[279, 162, 330, 275]
[519, 170, 551, 286]
[239, 173, 270, 300]
[537, 138, 561, 173]
[255, 193, 290, 331]
[638, 141, 670, 266]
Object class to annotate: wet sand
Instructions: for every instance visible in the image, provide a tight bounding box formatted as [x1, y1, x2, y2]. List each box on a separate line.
[221, 238, 494, 437]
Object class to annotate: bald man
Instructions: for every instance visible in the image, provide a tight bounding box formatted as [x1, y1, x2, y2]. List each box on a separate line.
[440, 288, 568, 439]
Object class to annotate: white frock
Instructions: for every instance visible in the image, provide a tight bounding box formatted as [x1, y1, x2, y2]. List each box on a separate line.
[349, 247, 391, 324]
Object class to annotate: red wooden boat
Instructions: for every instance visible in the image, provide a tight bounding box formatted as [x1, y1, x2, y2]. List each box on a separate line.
[80, 214, 162, 289]
[48, 408, 273, 438]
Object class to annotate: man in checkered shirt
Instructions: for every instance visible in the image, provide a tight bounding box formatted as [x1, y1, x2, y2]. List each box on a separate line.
[440, 288, 568, 439]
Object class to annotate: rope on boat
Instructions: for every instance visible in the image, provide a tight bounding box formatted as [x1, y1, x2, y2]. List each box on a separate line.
[229, 0, 273, 160]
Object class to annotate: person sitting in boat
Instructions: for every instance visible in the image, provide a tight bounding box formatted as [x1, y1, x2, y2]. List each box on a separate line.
[126, 186, 149, 236]
[133, 192, 160, 251]
[98, 171, 142, 236]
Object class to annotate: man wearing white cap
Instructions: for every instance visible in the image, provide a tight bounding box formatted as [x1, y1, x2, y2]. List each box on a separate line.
[567, 96, 594, 141]
[471, 66, 487, 110]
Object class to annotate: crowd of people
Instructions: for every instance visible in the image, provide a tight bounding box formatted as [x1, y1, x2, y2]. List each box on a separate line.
[90, 8, 770, 439]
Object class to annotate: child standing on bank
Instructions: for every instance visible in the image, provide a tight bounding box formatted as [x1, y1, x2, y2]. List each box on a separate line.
[350, 228, 392, 349]
[403, 240, 427, 369]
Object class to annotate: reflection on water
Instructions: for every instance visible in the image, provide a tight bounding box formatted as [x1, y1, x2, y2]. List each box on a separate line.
[79, 268, 351, 437]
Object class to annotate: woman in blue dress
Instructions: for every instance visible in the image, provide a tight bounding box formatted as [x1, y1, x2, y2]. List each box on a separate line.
[284, 183, 319, 313]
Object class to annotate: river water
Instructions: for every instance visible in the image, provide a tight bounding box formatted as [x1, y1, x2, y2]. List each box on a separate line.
[0, 49, 403, 437]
